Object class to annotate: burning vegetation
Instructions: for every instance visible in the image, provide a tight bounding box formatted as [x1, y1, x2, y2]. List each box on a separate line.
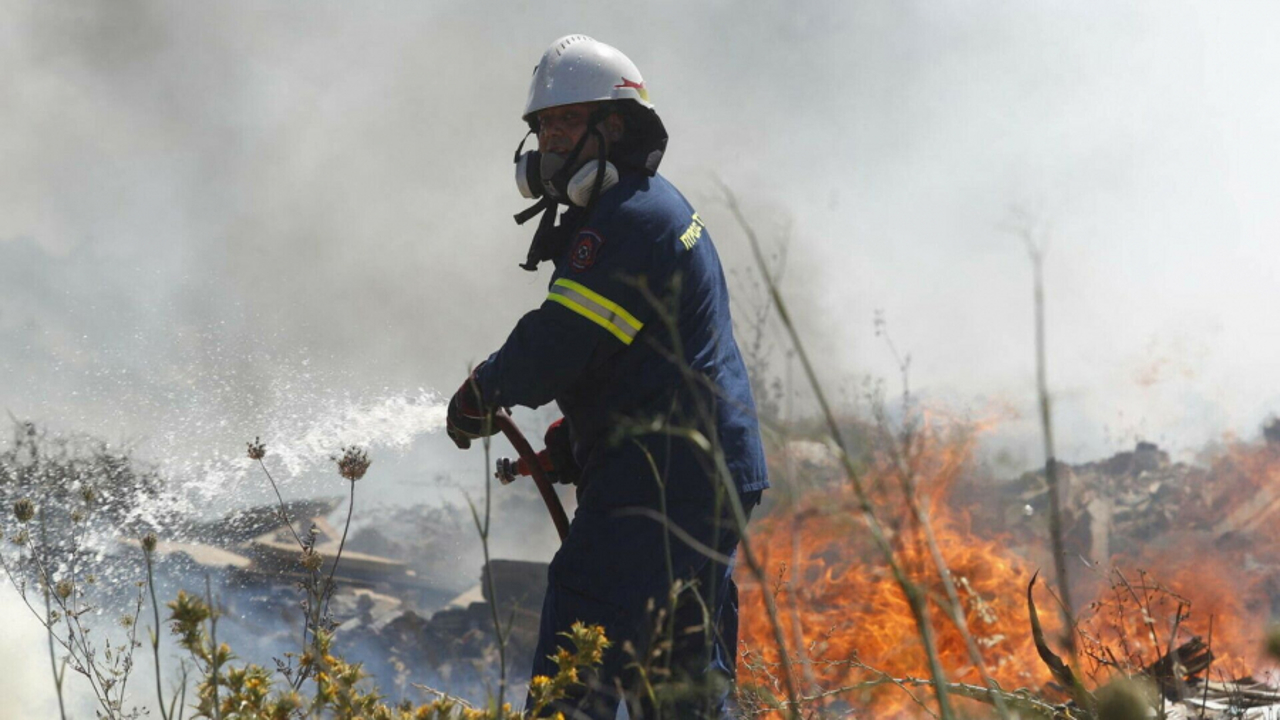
[736, 414, 1280, 718]
[2, 410, 1280, 718]
[6, 323, 1277, 716]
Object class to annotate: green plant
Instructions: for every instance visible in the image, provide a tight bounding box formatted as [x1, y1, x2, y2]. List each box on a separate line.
[165, 579, 605, 720]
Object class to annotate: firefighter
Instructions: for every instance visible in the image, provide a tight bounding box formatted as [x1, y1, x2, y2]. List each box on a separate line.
[447, 35, 769, 719]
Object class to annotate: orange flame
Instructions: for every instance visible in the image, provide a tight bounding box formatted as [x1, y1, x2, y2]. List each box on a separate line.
[737, 424, 1280, 716]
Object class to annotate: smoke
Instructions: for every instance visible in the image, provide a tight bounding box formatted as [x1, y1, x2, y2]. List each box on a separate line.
[4, 1, 1278, 473]
[4, 0, 1280, 707]
[0, 587, 81, 717]
[2, 1, 1275, 448]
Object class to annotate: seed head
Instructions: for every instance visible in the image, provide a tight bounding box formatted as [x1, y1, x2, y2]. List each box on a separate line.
[142, 532, 158, 554]
[247, 437, 266, 461]
[332, 446, 371, 482]
[70, 510, 84, 524]
[13, 499, 35, 524]
[80, 487, 96, 505]
[301, 549, 324, 572]
[55, 579, 74, 601]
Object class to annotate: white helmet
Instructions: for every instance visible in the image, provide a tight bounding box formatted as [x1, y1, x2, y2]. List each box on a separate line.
[512, 35, 670, 273]
[523, 35, 653, 122]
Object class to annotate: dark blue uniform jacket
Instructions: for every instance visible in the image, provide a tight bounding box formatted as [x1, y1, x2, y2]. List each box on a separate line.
[475, 171, 768, 512]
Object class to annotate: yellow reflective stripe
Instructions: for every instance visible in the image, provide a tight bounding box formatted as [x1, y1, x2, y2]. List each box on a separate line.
[547, 294, 635, 344]
[553, 279, 643, 332]
[547, 278, 644, 345]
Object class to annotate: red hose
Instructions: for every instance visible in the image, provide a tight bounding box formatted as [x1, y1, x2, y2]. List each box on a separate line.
[494, 409, 570, 541]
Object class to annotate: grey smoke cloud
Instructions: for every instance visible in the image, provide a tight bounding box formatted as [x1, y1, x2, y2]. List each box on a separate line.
[0, 591, 65, 716]
[3, 1, 1279, 477]
[6, 0, 1280, 711]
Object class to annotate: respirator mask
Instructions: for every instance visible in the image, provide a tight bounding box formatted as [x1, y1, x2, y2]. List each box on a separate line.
[511, 110, 618, 271]
[512, 120, 618, 209]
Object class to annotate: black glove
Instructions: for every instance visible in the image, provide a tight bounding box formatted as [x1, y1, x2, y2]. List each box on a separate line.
[543, 418, 582, 486]
[446, 365, 498, 449]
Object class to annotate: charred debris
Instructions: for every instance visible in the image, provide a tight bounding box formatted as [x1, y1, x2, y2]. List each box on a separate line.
[978, 432, 1280, 593]
[976, 426, 1280, 718]
[135, 497, 551, 703]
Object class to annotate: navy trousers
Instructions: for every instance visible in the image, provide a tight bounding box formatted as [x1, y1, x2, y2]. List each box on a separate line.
[526, 491, 761, 719]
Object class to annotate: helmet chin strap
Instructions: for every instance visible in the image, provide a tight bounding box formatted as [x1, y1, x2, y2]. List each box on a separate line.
[566, 157, 618, 207]
[581, 130, 611, 217]
[515, 109, 613, 272]
[518, 199, 561, 271]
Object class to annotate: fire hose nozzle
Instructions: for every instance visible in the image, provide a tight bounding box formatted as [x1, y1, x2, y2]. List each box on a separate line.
[494, 451, 555, 486]
[495, 457, 518, 485]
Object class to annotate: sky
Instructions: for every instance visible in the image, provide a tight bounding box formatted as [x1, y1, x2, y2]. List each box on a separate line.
[3, 0, 1280, 504]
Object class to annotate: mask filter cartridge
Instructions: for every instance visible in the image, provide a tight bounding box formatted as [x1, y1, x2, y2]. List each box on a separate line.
[514, 150, 618, 207]
[515, 150, 543, 199]
[566, 161, 618, 207]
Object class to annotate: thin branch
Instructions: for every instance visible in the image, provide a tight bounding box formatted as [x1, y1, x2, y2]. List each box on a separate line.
[866, 335, 1012, 719]
[627, 267, 804, 718]
[612, 506, 734, 566]
[320, 480, 356, 622]
[144, 546, 172, 720]
[464, 400, 509, 712]
[1008, 211, 1076, 657]
[720, 178, 957, 720]
[43, 557, 69, 720]
[205, 574, 221, 720]
[257, 458, 305, 549]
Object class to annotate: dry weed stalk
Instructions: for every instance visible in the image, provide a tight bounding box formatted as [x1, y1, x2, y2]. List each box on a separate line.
[462, 395, 514, 713]
[870, 317, 1015, 720]
[141, 531, 190, 720]
[720, 180, 958, 719]
[619, 268, 803, 719]
[0, 418, 617, 718]
[0, 439, 148, 719]
[166, 435, 602, 718]
[248, 439, 366, 693]
[1005, 208, 1077, 658]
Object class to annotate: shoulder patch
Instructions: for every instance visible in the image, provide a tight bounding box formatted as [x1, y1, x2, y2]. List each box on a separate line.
[568, 230, 604, 272]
